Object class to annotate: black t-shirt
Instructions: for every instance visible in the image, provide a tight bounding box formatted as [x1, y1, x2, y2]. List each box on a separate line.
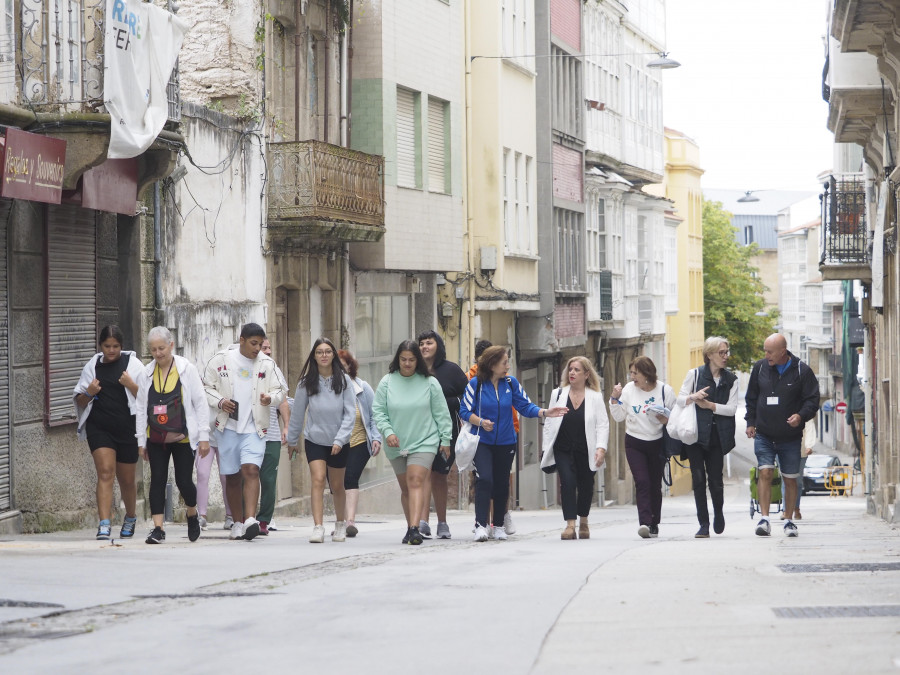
[87, 354, 134, 431]
[554, 395, 588, 455]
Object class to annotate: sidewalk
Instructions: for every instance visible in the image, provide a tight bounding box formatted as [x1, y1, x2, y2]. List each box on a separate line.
[534, 486, 900, 674]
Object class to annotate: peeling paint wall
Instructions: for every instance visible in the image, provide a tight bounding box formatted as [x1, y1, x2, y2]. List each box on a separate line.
[177, 0, 261, 108]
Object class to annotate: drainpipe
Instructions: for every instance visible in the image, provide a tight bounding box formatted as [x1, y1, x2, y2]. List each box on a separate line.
[340, 11, 349, 146]
[294, 2, 302, 141]
[153, 181, 162, 309]
[323, 0, 330, 142]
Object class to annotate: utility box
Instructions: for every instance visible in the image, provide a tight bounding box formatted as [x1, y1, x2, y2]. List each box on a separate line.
[480, 246, 497, 272]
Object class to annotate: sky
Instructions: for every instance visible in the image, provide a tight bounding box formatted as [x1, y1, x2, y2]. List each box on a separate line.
[662, 0, 834, 220]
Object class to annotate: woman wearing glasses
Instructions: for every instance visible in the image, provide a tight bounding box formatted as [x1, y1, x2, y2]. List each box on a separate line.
[676, 337, 739, 538]
[287, 338, 356, 543]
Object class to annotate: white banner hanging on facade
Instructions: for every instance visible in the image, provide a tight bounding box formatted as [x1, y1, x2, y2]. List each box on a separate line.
[871, 179, 886, 308]
[104, 0, 188, 159]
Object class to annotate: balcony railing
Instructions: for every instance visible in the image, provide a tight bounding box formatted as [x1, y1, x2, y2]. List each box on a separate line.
[820, 175, 870, 281]
[267, 140, 385, 233]
[10, 0, 179, 122]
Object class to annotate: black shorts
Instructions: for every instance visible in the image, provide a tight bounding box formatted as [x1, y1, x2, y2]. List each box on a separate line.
[305, 439, 349, 469]
[86, 426, 139, 464]
[431, 445, 456, 475]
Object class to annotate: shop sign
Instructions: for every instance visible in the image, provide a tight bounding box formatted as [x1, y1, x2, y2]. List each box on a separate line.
[1, 128, 67, 204]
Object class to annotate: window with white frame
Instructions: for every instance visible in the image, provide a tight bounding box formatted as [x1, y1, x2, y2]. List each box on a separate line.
[586, 198, 606, 270]
[554, 207, 585, 292]
[500, 0, 533, 69]
[396, 87, 419, 189]
[0, 0, 13, 100]
[427, 96, 448, 194]
[503, 149, 535, 255]
[552, 45, 583, 139]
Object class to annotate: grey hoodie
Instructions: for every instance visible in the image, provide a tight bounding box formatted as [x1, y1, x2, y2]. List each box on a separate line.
[286, 374, 356, 448]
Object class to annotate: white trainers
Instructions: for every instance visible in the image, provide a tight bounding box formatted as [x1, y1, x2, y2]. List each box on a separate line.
[494, 525, 508, 540]
[223, 516, 234, 530]
[473, 525, 489, 542]
[309, 525, 326, 543]
[198, 515, 208, 531]
[332, 521, 347, 542]
[503, 511, 516, 535]
[242, 517, 260, 541]
[229, 521, 244, 540]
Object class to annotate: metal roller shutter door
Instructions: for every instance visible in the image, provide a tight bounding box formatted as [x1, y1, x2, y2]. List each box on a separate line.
[0, 199, 10, 510]
[46, 205, 97, 425]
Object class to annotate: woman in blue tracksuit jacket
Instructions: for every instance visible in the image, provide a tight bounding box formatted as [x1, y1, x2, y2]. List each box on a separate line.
[460, 346, 567, 542]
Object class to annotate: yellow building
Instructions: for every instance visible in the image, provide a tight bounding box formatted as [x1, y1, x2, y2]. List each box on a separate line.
[649, 128, 705, 495]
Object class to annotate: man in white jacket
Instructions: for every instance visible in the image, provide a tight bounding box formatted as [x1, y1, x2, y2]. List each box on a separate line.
[204, 323, 286, 541]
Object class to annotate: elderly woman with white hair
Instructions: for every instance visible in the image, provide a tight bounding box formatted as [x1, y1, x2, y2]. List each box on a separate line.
[676, 336, 739, 538]
[135, 326, 211, 544]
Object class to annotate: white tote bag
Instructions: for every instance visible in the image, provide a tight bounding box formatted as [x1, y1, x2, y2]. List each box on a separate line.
[666, 369, 699, 445]
[455, 382, 481, 472]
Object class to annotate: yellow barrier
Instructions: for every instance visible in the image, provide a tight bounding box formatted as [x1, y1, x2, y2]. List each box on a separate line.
[824, 465, 853, 497]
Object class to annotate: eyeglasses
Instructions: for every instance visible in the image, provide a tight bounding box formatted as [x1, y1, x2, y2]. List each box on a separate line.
[717, 350, 730, 357]
[315, 349, 333, 356]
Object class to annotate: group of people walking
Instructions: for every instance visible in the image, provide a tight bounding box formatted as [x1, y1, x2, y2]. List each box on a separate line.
[75, 321, 818, 546]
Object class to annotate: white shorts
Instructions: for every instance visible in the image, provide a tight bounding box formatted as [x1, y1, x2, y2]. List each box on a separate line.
[216, 429, 266, 475]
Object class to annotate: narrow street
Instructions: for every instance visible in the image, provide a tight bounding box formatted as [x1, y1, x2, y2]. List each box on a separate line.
[2, 465, 898, 674]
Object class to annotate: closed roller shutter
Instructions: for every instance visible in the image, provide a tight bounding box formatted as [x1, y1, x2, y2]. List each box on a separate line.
[46, 205, 96, 425]
[397, 88, 417, 188]
[427, 97, 446, 193]
[0, 199, 10, 510]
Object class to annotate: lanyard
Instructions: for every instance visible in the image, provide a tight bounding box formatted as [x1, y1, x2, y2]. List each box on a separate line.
[154, 361, 176, 393]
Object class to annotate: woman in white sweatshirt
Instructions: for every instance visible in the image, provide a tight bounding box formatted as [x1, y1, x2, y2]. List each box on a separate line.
[609, 356, 676, 539]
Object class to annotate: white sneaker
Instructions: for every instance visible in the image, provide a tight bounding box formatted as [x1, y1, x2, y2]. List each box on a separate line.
[242, 517, 260, 541]
[229, 521, 244, 540]
[198, 515, 208, 531]
[309, 525, 325, 543]
[503, 511, 516, 535]
[473, 525, 489, 542]
[223, 516, 234, 530]
[487, 525, 496, 539]
[494, 525, 508, 540]
[332, 521, 346, 542]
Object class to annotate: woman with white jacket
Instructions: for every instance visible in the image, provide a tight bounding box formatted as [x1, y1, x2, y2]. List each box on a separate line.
[136, 326, 210, 544]
[74, 325, 145, 540]
[541, 357, 609, 540]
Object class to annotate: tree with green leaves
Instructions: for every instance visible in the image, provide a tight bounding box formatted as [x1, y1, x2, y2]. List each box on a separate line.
[702, 199, 778, 373]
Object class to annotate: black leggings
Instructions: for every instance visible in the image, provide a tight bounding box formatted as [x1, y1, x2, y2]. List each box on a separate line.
[343, 443, 370, 490]
[686, 431, 724, 526]
[147, 441, 197, 515]
[555, 448, 596, 520]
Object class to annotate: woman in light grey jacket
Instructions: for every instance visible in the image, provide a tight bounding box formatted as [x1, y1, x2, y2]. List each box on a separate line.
[541, 357, 609, 540]
[286, 337, 356, 543]
[338, 350, 382, 537]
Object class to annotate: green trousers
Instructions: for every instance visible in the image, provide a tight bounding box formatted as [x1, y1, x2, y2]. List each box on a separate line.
[257, 441, 282, 523]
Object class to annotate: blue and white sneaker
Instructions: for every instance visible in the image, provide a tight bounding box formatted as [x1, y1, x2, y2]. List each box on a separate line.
[96, 520, 111, 540]
[784, 521, 798, 537]
[120, 516, 137, 538]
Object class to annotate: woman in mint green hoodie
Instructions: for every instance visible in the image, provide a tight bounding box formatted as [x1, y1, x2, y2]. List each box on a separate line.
[373, 340, 452, 545]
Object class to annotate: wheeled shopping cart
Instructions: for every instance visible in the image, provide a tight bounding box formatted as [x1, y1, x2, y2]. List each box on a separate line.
[749, 465, 783, 517]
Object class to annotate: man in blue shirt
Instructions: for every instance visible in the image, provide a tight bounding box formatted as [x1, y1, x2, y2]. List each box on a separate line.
[745, 334, 820, 538]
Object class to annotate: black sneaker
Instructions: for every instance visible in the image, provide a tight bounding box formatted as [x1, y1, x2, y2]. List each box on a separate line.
[649, 524, 659, 538]
[187, 514, 201, 542]
[408, 527, 424, 546]
[713, 512, 725, 534]
[695, 524, 710, 538]
[402, 527, 412, 544]
[146, 526, 165, 544]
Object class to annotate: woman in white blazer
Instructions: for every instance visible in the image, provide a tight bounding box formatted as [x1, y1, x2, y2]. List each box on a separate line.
[541, 356, 609, 540]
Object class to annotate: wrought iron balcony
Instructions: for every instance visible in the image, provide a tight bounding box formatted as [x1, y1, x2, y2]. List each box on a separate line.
[820, 175, 871, 282]
[5, 0, 179, 122]
[266, 140, 385, 245]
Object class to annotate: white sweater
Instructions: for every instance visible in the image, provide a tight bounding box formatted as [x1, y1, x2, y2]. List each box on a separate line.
[608, 381, 676, 441]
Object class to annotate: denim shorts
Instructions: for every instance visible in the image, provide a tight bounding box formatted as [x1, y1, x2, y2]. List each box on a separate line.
[754, 432, 802, 478]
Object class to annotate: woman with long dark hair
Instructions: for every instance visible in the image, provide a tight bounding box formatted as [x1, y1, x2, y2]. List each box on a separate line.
[286, 337, 356, 543]
[460, 346, 567, 542]
[372, 341, 452, 545]
[609, 356, 676, 539]
[74, 325, 145, 540]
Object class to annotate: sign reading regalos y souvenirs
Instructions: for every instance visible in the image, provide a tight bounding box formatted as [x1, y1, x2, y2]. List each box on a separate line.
[1, 128, 66, 204]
